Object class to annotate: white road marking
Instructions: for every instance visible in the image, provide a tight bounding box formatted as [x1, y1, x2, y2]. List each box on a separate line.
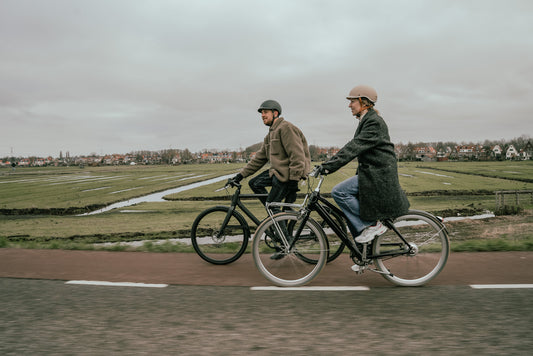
[66, 280, 168, 288]
[251, 286, 369, 291]
[470, 284, 533, 289]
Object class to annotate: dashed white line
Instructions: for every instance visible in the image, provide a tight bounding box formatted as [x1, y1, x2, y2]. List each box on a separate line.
[251, 286, 369, 291]
[470, 284, 533, 289]
[66, 280, 168, 288]
[64, 282, 533, 290]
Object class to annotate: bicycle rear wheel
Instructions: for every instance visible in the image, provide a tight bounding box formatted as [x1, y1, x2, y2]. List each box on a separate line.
[191, 206, 249, 265]
[373, 211, 449, 286]
[252, 213, 328, 287]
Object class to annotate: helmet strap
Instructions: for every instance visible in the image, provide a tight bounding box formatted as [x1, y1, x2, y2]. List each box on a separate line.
[355, 98, 370, 117]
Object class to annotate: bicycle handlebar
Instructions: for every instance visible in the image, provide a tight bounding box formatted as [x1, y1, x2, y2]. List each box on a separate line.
[309, 166, 322, 178]
[215, 180, 241, 192]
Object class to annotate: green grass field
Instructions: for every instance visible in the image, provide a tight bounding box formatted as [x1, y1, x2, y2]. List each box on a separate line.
[0, 164, 243, 211]
[1, 161, 532, 251]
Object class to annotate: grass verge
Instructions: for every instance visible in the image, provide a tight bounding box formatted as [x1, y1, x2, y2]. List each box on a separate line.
[2, 210, 531, 253]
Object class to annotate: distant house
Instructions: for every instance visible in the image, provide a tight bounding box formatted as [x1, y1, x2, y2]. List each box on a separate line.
[200, 151, 233, 163]
[491, 145, 503, 159]
[436, 147, 452, 161]
[171, 154, 181, 164]
[316, 147, 340, 160]
[520, 141, 533, 160]
[18, 158, 30, 166]
[414, 146, 436, 161]
[233, 151, 245, 162]
[506, 144, 519, 160]
[456, 145, 479, 160]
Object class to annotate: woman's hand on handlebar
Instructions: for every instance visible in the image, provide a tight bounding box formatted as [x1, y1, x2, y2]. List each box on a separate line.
[310, 165, 329, 177]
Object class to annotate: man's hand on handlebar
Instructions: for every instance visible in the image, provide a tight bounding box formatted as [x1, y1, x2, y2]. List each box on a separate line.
[227, 173, 243, 187]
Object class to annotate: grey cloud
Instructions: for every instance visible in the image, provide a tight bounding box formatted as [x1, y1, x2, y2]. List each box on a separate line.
[1, 0, 532, 157]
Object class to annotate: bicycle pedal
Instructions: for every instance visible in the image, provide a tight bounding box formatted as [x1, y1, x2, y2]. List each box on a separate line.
[350, 264, 366, 274]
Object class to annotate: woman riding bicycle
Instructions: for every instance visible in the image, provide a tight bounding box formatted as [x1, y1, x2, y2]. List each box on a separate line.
[317, 85, 410, 257]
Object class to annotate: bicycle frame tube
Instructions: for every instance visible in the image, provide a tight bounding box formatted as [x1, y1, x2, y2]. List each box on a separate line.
[236, 199, 263, 226]
[266, 188, 356, 254]
[378, 212, 448, 259]
[317, 195, 345, 220]
[312, 195, 364, 256]
[223, 185, 268, 226]
[217, 187, 269, 235]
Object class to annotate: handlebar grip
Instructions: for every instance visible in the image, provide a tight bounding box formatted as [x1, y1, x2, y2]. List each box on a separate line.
[310, 166, 321, 177]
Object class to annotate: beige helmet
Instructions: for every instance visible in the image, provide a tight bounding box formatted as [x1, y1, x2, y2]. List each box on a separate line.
[346, 85, 378, 103]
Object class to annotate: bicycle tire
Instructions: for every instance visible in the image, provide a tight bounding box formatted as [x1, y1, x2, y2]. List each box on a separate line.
[372, 210, 450, 286]
[252, 213, 328, 287]
[191, 206, 250, 265]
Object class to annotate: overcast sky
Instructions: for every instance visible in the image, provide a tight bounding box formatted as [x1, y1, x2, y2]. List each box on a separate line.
[1, 0, 532, 157]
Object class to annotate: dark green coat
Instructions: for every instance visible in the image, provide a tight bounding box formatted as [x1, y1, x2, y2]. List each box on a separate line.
[321, 109, 410, 221]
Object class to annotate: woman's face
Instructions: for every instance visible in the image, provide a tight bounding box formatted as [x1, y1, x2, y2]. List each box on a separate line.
[348, 98, 363, 117]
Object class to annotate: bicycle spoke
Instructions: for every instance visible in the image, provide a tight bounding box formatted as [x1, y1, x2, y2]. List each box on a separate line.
[373, 212, 449, 286]
[191, 207, 249, 265]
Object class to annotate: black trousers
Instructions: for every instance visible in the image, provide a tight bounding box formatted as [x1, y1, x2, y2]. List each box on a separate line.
[248, 170, 297, 213]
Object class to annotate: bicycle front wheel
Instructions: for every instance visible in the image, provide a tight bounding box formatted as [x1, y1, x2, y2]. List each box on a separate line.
[373, 211, 450, 286]
[191, 206, 249, 265]
[252, 213, 328, 287]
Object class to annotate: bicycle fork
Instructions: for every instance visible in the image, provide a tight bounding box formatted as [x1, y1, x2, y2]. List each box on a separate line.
[215, 205, 237, 240]
[265, 206, 308, 253]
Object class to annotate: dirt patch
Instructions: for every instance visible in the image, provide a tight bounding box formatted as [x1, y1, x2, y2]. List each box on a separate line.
[446, 210, 533, 241]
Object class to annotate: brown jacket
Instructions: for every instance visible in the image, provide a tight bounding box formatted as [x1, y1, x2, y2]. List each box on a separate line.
[241, 117, 311, 182]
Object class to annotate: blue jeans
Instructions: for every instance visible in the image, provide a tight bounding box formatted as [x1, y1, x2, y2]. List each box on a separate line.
[331, 175, 373, 237]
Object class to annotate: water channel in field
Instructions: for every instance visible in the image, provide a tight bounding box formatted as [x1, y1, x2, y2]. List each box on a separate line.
[80, 174, 234, 216]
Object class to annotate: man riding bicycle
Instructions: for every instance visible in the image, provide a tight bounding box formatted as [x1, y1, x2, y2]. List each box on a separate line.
[229, 100, 310, 207]
[228, 100, 311, 259]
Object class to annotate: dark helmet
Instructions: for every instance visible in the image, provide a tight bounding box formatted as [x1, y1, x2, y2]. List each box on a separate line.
[257, 100, 282, 115]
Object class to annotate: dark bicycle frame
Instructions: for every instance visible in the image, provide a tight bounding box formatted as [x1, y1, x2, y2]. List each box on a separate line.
[219, 181, 300, 234]
[283, 181, 447, 262]
[219, 182, 268, 236]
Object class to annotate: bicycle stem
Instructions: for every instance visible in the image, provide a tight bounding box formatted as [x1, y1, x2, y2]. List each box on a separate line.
[314, 175, 326, 193]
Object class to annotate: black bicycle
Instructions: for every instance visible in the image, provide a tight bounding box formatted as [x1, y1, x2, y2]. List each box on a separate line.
[190, 181, 347, 265]
[252, 167, 450, 287]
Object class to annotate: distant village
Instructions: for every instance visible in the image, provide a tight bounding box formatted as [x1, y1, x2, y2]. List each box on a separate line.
[1, 138, 532, 168]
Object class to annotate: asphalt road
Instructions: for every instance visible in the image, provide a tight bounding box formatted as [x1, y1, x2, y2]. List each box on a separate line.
[1, 249, 532, 355]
